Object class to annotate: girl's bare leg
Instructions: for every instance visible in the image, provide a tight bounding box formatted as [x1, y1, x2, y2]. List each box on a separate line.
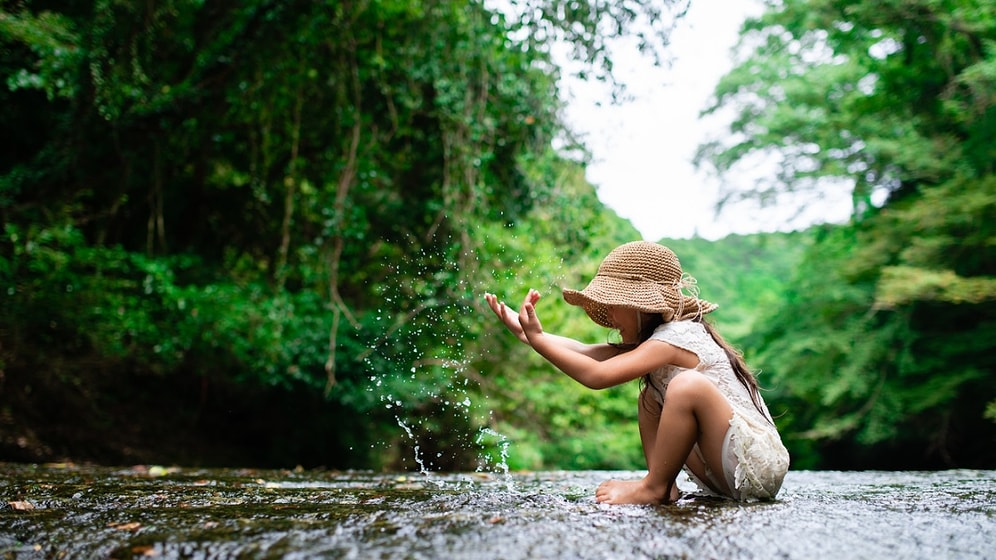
[595, 373, 733, 505]
[633, 387, 680, 502]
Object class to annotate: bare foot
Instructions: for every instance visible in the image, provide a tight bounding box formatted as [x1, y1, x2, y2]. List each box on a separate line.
[595, 478, 677, 505]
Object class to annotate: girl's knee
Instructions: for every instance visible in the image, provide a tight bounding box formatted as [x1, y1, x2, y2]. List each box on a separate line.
[664, 372, 714, 401]
[665, 373, 732, 421]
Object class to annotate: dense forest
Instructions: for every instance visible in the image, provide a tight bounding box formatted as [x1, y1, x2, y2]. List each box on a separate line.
[1, 0, 993, 472]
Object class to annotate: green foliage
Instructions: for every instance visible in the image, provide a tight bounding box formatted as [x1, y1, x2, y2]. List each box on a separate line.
[698, 0, 996, 468]
[0, 0, 689, 470]
[743, 220, 995, 468]
[506, 0, 691, 89]
[659, 232, 812, 341]
[4, 0, 993, 471]
[698, 0, 996, 210]
[0, 9, 81, 100]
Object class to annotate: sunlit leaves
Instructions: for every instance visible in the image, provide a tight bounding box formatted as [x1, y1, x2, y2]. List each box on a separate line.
[0, 9, 81, 100]
[877, 266, 996, 307]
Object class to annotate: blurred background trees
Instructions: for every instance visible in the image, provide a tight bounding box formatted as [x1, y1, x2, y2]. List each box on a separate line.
[1, 0, 992, 471]
[696, 0, 996, 468]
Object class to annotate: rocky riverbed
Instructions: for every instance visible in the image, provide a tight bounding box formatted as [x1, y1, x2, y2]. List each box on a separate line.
[1, 463, 993, 559]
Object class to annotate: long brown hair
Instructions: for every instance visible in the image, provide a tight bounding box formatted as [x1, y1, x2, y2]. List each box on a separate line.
[698, 319, 770, 423]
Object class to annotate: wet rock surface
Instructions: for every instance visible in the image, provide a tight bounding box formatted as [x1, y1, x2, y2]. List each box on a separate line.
[1, 463, 993, 559]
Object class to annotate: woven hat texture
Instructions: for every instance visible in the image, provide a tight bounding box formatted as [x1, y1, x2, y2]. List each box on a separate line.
[562, 241, 717, 327]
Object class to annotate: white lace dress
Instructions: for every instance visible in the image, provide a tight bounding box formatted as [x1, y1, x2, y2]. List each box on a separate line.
[646, 320, 790, 501]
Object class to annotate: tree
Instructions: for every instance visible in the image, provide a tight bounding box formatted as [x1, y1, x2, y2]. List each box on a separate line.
[697, 0, 996, 468]
[0, 0, 691, 468]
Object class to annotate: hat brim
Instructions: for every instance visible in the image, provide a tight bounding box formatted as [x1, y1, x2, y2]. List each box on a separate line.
[563, 275, 717, 328]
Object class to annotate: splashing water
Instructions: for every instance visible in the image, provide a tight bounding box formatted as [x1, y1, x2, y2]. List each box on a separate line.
[363, 235, 573, 476]
[476, 427, 511, 475]
[395, 417, 429, 475]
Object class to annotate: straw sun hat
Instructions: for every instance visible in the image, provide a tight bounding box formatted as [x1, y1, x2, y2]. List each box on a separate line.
[562, 241, 718, 328]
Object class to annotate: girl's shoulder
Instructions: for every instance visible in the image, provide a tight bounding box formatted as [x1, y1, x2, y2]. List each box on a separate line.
[649, 320, 724, 365]
[651, 320, 706, 339]
[649, 320, 709, 348]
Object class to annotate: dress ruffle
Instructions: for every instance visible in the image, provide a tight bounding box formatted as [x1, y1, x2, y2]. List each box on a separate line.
[728, 411, 790, 501]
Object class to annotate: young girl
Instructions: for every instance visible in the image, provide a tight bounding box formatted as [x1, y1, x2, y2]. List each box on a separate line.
[484, 241, 789, 504]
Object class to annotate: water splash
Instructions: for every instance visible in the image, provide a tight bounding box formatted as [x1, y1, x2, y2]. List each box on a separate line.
[395, 417, 428, 475]
[476, 427, 511, 475]
[363, 235, 573, 477]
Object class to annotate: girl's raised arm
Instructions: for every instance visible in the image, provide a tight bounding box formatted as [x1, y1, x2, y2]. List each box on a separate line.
[517, 289, 691, 389]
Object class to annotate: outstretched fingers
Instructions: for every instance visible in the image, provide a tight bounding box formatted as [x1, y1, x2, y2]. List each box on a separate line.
[484, 290, 544, 341]
[485, 292, 532, 343]
[484, 292, 504, 318]
[519, 289, 541, 312]
[518, 289, 544, 337]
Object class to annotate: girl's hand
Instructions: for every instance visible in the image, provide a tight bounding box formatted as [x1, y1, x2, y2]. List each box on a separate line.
[484, 292, 533, 344]
[517, 289, 545, 341]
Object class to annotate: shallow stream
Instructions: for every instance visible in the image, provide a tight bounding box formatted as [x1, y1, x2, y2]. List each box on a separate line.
[1, 463, 993, 559]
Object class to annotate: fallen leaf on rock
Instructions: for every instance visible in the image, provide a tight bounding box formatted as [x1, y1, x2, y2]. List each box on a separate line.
[8, 501, 34, 511]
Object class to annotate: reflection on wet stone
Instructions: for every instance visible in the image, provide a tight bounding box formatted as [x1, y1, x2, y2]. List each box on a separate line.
[1, 464, 994, 559]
